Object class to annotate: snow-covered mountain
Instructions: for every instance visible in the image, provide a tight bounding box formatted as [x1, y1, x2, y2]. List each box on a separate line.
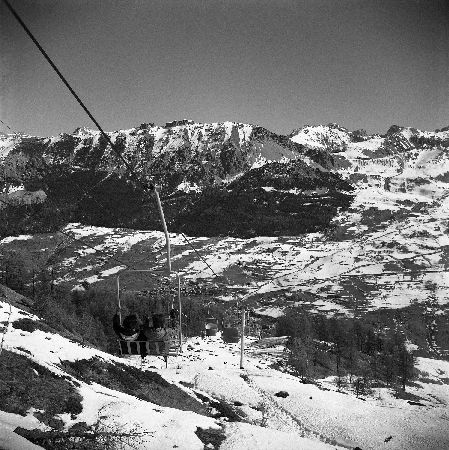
[0, 121, 303, 188]
[0, 121, 353, 237]
[2, 120, 449, 238]
[3, 121, 448, 200]
[289, 123, 449, 157]
[2, 120, 449, 304]
[2, 120, 449, 448]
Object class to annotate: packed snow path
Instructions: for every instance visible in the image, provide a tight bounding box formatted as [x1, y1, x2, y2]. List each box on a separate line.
[146, 335, 449, 450]
[241, 372, 352, 448]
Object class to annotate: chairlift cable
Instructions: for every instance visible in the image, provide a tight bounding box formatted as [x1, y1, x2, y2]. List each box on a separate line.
[0, 119, 13, 133]
[180, 232, 220, 278]
[3, 0, 223, 356]
[1, 1, 163, 271]
[3, 0, 215, 279]
[2, 0, 153, 194]
[4, 0, 447, 289]
[9, 0, 433, 288]
[2, 0, 257, 282]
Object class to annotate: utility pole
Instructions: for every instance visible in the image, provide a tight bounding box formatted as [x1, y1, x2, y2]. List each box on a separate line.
[240, 309, 246, 369]
[177, 273, 183, 353]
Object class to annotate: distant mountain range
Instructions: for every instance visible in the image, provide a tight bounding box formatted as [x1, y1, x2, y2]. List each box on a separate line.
[1, 120, 448, 237]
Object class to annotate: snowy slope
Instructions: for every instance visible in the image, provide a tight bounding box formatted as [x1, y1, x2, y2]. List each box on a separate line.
[290, 124, 351, 150]
[2, 298, 449, 450]
[0, 300, 219, 450]
[2, 120, 449, 448]
[1, 169, 448, 316]
[0, 298, 345, 450]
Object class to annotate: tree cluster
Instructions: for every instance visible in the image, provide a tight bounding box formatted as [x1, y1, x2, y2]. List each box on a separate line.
[1, 253, 230, 354]
[276, 307, 416, 394]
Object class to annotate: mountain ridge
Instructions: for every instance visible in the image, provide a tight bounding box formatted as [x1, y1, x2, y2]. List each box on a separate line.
[0, 120, 355, 238]
[1, 119, 449, 238]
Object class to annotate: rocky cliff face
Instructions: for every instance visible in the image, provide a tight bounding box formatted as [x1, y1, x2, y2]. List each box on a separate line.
[0, 120, 353, 237]
[0, 121, 323, 191]
[3, 120, 447, 237]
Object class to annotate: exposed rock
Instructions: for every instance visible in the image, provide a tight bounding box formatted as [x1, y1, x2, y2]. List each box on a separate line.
[274, 391, 289, 398]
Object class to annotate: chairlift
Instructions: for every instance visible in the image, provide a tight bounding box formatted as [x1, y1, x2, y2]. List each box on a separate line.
[221, 308, 254, 343]
[222, 325, 240, 343]
[1, 0, 198, 367]
[221, 306, 241, 343]
[114, 269, 183, 367]
[204, 317, 219, 336]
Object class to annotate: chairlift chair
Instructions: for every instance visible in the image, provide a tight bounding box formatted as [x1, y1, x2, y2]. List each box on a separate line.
[221, 307, 252, 343]
[222, 325, 240, 343]
[222, 309, 241, 343]
[115, 270, 183, 367]
[204, 317, 219, 336]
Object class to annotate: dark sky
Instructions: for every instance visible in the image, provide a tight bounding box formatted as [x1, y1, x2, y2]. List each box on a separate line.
[1, 0, 448, 136]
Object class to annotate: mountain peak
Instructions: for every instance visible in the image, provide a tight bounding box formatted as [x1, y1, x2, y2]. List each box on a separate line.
[72, 126, 98, 136]
[164, 119, 196, 128]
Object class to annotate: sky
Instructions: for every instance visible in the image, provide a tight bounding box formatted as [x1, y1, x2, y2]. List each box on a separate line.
[1, 0, 448, 137]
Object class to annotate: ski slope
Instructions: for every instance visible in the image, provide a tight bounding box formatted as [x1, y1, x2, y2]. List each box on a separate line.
[1, 299, 449, 449]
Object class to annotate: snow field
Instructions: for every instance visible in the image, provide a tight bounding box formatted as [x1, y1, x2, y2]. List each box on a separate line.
[3, 172, 449, 315]
[146, 334, 449, 450]
[220, 422, 336, 450]
[2, 299, 449, 449]
[0, 300, 218, 449]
